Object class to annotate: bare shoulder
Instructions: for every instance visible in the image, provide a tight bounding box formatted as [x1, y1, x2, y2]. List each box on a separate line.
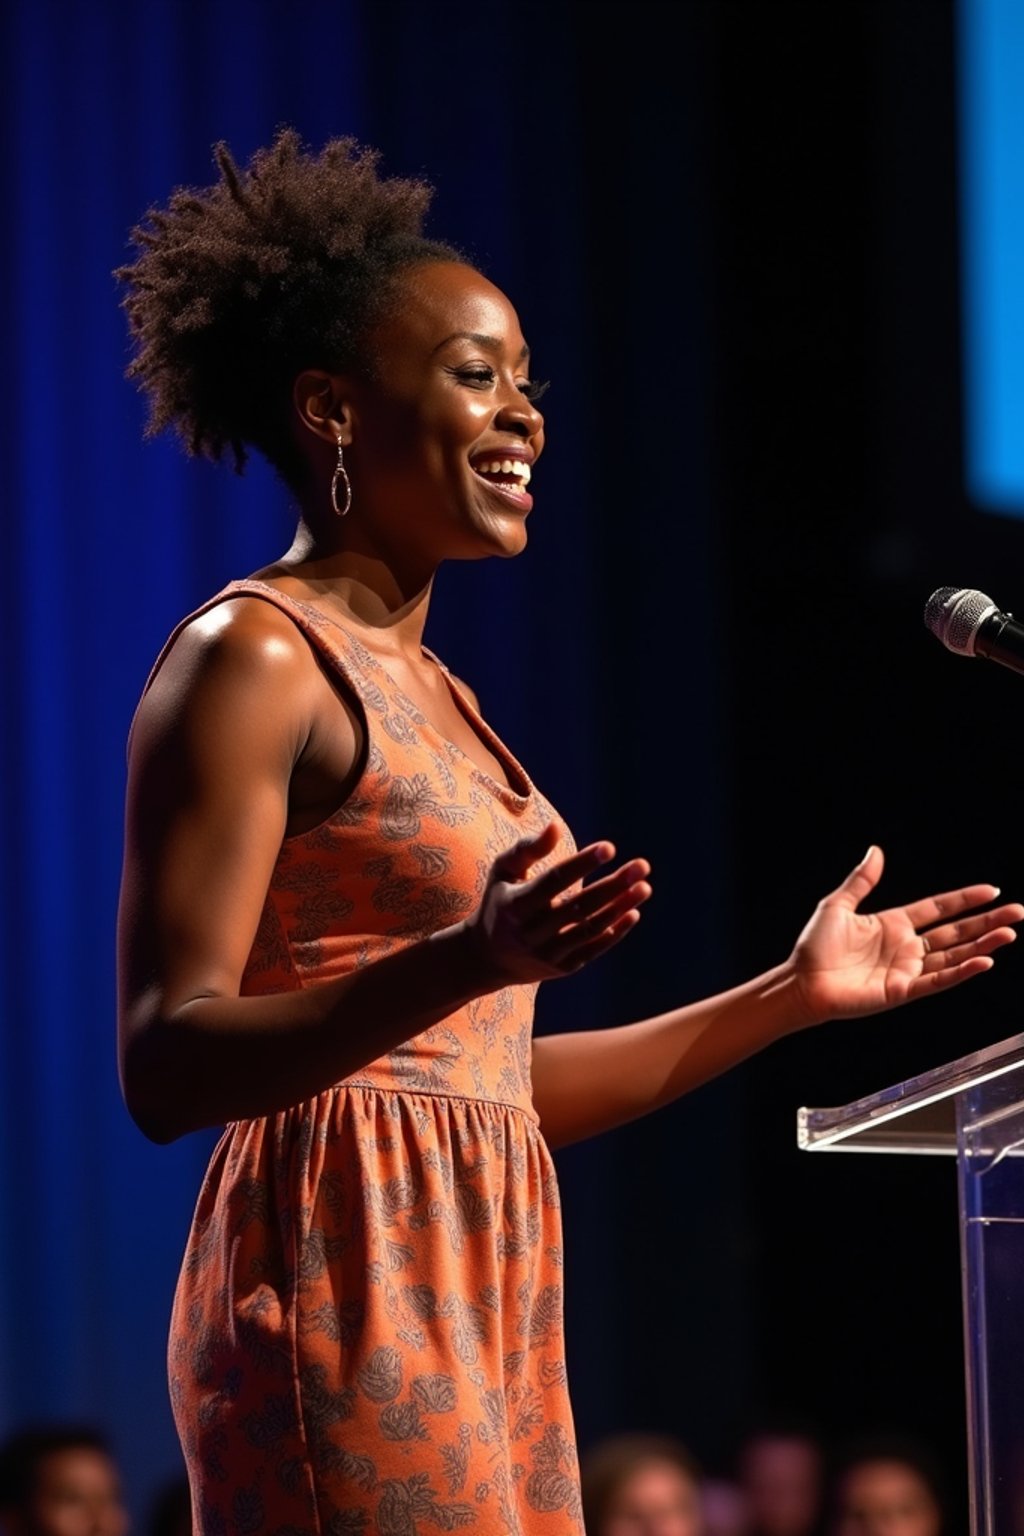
[159, 593, 313, 685]
[131, 594, 320, 753]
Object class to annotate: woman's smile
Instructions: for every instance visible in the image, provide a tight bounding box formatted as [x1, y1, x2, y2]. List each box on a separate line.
[468, 443, 535, 512]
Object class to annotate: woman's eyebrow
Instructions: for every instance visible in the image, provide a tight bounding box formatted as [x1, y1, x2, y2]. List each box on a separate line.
[432, 332, 531, 361]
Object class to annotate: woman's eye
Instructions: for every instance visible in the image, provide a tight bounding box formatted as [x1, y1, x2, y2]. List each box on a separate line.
[450, 367, 549, 402]
[518, 378, 550, 402]
[454, 367, 496, 386]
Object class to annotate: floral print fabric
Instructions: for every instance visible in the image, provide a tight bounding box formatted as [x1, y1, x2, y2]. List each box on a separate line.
[139, 581, 582, 1535]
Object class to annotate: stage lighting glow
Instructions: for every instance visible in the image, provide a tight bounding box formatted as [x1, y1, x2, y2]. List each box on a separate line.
[959, 0, 1024, 517]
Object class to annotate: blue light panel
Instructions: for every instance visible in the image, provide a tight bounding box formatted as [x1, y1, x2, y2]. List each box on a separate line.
[960, 0, 1024, 515]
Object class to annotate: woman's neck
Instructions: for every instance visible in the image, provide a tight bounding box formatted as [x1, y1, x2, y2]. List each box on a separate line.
[252, 521, 437, 656]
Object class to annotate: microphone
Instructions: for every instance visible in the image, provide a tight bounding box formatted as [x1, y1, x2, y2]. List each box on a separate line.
[924, 586, 1024, 676]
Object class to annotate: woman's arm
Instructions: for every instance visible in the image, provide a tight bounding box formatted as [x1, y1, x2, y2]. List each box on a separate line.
[118, 601, 648, 1143]
[531, 964, 803, 1149]
[532, 847, 1024, 1149]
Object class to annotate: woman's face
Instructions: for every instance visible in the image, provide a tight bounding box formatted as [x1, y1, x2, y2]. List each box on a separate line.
[340, 261, 545, 565]
[832, 1460, 942, 1536]
[603, 1459, 705, 1536]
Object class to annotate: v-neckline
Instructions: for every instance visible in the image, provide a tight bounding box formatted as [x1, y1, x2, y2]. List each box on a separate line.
[230, 578, 534, 805]
[418, 644, 533, 802]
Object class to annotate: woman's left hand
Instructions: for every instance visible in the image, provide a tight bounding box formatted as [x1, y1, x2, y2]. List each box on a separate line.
[789, 845, 1024, 1026]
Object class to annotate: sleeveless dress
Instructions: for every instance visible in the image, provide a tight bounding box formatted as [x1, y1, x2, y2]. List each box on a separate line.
[135, 579, 584, 1536]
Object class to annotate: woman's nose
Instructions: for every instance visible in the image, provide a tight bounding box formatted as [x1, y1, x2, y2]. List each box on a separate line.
[496, 391, 544, 440]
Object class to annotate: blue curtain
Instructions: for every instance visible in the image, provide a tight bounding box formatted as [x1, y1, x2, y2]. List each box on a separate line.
[0, 1, 730, 1521]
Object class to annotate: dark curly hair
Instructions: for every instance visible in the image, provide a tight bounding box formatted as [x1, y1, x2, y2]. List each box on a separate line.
[115, 129, 463, 490]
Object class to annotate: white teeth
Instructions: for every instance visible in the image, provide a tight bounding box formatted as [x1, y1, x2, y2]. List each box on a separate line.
[473, 456, 532, 489]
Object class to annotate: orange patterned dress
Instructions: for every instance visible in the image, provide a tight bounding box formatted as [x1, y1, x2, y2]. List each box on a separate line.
[138, 579, 583, 1536]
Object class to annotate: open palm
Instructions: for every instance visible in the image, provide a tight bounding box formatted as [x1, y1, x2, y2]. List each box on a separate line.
[790, 846, 1024, 1024]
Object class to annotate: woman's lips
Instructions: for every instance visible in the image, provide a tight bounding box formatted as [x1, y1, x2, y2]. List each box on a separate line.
[470, 459, 534, 512]
[475, 474, 533, 512]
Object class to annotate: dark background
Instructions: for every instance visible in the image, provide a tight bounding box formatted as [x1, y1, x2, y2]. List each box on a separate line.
[2, 0, 1020, 1525]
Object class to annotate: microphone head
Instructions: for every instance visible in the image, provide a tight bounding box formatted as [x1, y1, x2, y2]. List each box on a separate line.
[923, 586, 999, 656]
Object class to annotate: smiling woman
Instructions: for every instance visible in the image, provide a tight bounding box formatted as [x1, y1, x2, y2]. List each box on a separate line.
[114, 130, 645, 1536]
[114, 131, 1022, 1536]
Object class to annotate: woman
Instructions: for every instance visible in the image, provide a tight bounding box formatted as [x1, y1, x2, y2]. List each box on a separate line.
[115, 132, 1020, 1536]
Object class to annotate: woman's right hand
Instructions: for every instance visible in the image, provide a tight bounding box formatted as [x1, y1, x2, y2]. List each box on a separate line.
[464, 822, 652, 986]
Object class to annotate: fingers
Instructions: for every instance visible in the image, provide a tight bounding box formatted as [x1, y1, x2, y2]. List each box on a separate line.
[477, 828, 650, 986]
[490, 822, 563, 883]
[541, 880, 652, 966]
[523, 859, 652, 941]
[906, 954, 995, 1001]
[830, 845, 884, 910]
[902, 883, 1003, 932]
[906, 902, 1023, 996]
[548, 907, 644, 972]
[526, 839, 617, 903]
[921, 925, 1018, 974]
[918, 903, 1024, 970]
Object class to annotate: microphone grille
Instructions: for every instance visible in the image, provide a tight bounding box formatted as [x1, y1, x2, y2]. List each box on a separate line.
[923, 586, 998, 656]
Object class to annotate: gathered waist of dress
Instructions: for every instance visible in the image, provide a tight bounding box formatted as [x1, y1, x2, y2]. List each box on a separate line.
[232, 983, 541, 1123]
[324, 1075, 539, 1123]
[222, 1075, 542, 1140]
[337, 1035, 540, 1122]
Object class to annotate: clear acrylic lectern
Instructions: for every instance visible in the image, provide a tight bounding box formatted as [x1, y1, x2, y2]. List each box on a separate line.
[799, 1033, 1024, 1536]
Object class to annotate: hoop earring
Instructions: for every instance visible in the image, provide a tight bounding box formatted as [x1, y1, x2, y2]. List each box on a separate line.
[331, 438, 352, 518]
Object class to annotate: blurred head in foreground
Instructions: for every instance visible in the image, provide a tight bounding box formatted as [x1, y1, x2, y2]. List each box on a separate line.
[830, 1440, 946, 1536]
[738, 1425, 824, 1536]
[0, 1426, 128, 1536]
[581, 1432, 704, 1536]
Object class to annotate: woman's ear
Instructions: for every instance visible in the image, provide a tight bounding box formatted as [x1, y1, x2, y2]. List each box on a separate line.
[292, 369, 354, 446]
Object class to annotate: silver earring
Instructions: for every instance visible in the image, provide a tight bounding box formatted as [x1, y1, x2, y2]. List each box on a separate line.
[331, 438, 352, 517]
